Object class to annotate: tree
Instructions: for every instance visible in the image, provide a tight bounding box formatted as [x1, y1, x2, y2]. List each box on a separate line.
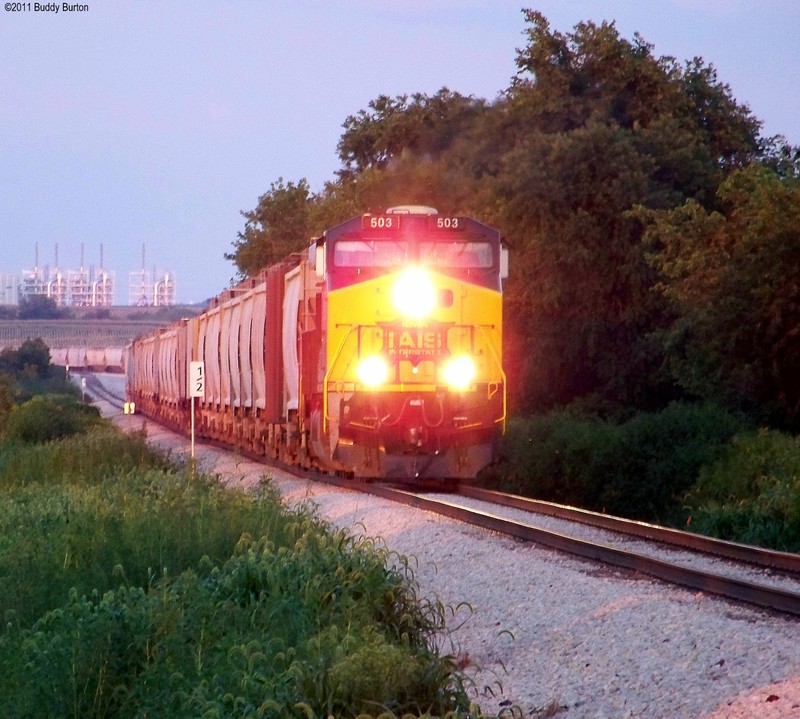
[490, 121, 669, 411]
[0, 338, 52, 379]
[337, 88, 488, 178]
[18, 295, 64, 320]
[478, 10, 764, 412]
[228, 9, 771, 418]
[645, 166, 800, 427]
[0, 373, 15, 430]
[231, 92, 491, 279]
[510, 10, 761, 174]
[16, 338, 52, 378]
[226, 179, 315, 279]
[760, 137, 800, 181]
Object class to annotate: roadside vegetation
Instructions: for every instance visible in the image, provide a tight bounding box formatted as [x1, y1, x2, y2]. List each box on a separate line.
[226, 10, 800, 552]
[0, 345, 483, 718]
[478, 403, 800, 552]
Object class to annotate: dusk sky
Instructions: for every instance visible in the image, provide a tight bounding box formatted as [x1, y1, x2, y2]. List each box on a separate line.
[2, 1, 798, 304]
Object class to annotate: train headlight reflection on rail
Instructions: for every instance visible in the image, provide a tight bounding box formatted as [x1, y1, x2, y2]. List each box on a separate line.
[392, 267, 436, 319]
[357, 355, 390, 387]
[442, 356, 476, 390]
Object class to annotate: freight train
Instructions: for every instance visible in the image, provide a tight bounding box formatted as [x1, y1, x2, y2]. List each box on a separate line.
[126, 206, 507, 481]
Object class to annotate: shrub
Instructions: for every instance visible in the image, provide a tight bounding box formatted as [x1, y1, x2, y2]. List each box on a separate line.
[3, 394, 101, 443]
[0, 373, 15, 430]
[15, 337, 51, 377]
[1, 548, 469, 718]
[684, 429, 800, 550]
[481, 412, 619, 507]
[482, 403, 746, 521]
[599, 402, 746, 520]
[0, 338, 51, 378]
[0, 424, 170, 488]
[0, 381, 483, 717]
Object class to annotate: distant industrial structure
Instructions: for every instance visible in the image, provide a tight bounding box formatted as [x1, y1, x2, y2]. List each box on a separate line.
[128, 244, 176, 307]
[17, 243, 116, 308]
[0, 243, 176, 308]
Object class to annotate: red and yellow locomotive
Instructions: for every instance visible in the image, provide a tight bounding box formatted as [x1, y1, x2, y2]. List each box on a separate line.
[126, 206, 507, 481]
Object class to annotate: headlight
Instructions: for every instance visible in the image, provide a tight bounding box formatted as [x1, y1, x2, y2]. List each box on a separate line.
[392, 267, 436, 319]
[442, 355, 476, 389]
[357, 355, 390, 387]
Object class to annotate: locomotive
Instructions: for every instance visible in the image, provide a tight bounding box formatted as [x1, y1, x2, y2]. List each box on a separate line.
[126, 206, 507, 481]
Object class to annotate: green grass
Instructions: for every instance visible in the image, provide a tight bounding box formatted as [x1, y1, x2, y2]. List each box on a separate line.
[0, 425, 482, 718]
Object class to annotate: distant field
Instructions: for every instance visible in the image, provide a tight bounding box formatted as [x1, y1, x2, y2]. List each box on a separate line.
[0, 319, 170, 350]
[0, 305, 205, 351]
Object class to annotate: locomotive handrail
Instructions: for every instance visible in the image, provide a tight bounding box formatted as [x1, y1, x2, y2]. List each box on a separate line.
[323, 324, 359, 433]
[476, 324, 507, 432]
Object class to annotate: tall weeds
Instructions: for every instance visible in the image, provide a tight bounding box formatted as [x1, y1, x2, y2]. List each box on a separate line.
[0, 425, 478, 718]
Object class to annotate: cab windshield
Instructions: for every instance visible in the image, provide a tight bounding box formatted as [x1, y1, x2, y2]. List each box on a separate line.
[333, 239, 493, 269]
[419, 241, 493, 268]
[334, 240, 409, 267]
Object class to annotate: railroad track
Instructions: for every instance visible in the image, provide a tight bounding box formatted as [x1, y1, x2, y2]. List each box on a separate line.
[343, 481, 800, 618]
[84, 372, 800, 618]
[80, 371, 127, 408]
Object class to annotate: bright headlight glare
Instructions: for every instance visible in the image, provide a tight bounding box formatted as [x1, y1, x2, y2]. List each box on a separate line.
[442, 356, 476, 389]
[357, 355, 390, 387]
[392, 267, 436, 319]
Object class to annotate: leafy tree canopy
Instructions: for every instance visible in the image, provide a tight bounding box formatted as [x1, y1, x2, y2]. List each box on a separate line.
[643, 165, 800, 427]
[475, 10, 764, 411]
[230, 8, 796, 421]
[18, 295, 66, 320]
[337, 88, 489, 178]
[225, 178, 316, 278]
[0, 338, 51, 379]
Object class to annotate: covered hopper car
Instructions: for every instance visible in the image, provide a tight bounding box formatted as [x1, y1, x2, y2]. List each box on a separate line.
[126, 206, 507, 481]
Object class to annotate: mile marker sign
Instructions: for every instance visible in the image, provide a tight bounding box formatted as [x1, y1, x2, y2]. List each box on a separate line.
[189, 361, 205, 464]
[190, 361, 205, 398]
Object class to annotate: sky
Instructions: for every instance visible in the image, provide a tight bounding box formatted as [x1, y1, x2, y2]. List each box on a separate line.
[1, 1, 798, 305]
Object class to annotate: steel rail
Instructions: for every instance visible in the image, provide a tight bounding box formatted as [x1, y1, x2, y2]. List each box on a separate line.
[330, 482, 800, 617]
[81, 372, 127, 407]
[457, 485, 800, 574]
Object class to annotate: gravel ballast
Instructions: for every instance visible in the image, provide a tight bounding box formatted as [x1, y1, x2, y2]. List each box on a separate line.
[96, 381, 800, 718]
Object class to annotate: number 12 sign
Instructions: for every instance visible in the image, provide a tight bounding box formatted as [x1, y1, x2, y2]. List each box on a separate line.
[190, 361, 205, 399]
